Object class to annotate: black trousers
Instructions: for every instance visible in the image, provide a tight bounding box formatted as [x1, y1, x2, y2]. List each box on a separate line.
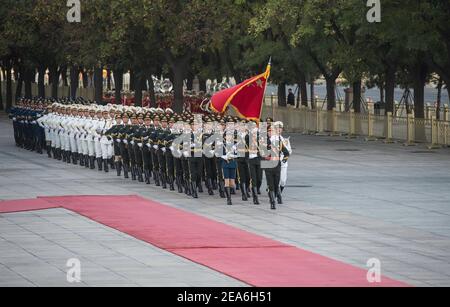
[189, 157, 203, 183]
[249, 157, 263, 188]
[128, 143, 136, 167]
[203, 157, 216, 181]
[215, 157, 224, 181]
[174, 157, 183, 178]
[264, 164, 281, 192]
[157, 150, 167, 175]
[134, 144, 143, 168]
[120, 143, 130, 165]
[151, 148, 159, 173]
[165, 150, 175, 178]
[237, 158, 250, 186]
[182, 157, 190, 183]
[142, 145, 152, 171]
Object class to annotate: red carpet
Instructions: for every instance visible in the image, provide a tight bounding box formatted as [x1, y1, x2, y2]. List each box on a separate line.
[0, 195, 408, 287]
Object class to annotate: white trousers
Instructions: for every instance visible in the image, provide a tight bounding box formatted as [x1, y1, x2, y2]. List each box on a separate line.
[100, 136, 113, 160]
[280, 162, 288, 187]
[94, 137, 103, 158]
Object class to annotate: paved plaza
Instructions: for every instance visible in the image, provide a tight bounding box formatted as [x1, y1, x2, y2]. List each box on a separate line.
[1, 113, 450, 286]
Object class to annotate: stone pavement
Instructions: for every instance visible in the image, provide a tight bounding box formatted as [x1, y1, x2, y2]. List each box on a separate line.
[1, 113, 450, 286]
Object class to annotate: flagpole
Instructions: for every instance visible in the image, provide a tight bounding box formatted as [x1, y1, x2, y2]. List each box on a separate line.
[258, 57, 272, 122]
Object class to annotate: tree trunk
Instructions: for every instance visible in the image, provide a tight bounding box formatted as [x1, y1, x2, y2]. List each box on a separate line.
[15, 66, 23, 101]
[82, 69, 88, 88]
[94, 66, 103, 103]
[379, 84, 384, 104]
[113, 68, 123, 105]
[107, 69, 112, 90]
[352, 79, 362, 113]
[38, 66, 46, 98]
[6, 65, 13, 109]
[277, 83, 287, 107]
[129, 69, 135, 92]
[436, 77, 442, 120]
[134, 71, 144, 107]
[70, 65, 79, 100]
[147, 74, 156, 108]
[199, 77, 207, 92]
[172, 64, 186, 113]
[299, 75, 308, 107]
[49, 65, 59, 99]
[0, 67, 4, 110]
[310, 81, 315, 109]
[60, 66, 68, 86]
[413, 62, 427, 119]
[325, 77, 336, 110]
[385, 65, 396, 115]
[24, 68, 33, 99]
[186, 74, 194, 91]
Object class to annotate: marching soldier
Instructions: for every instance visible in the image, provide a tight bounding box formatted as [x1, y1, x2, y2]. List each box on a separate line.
[263, 121, 290, 210]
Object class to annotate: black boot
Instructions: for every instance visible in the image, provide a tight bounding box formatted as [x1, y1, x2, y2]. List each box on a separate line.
[123, 163, 129, 179]
[212, 180, 218, 190]
[225, 187, 232, 206]
[137, 167, 144, 182]
[52, 148, 57, 159]
[72, 153, 78, 165]
[110, 158, 115, 169]
[169, 176, 175, 191]
[103, 159, 109, 173]
[116, 161, 122, 177]
[85, 155, 90, 168]
[191, 182, 198, 198]
[269, 191, 276, 210]
[257, 187, 261, 195]
[246, 186, 251, 198]
[184, 180, 191, 196]
[58, 149, 63, 161]
[241, 183, 248, 201]
[176, 176, 183, 193]
[218, 180, 226, 198]
[161, 172, 167, 189]
[90, 156, 96, 169]
[280, 186, 285, 194]
[207, 179, 214, 195]
[131, 165, 136, 180]
[144, 170, 151, 184]
[62, 151, 67, 162]
[97, 158, 103, 171]
[252, 187, 260, 205]
[66, 151, 72, 164]
[79, 154, 85, 166]
[230, 187, 236, 195]
[154, 171, 160, 186]
[276, 186, 283, 204]
[197, 181, 203, 193]
[46, 145, 52, 158]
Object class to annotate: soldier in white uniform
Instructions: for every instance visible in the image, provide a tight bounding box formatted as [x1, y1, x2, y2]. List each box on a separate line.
[274, 121, 292, 196]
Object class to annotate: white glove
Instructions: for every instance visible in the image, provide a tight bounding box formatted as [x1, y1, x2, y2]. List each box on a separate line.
[183, 151, 189, 158]
[123, 140, 128, 144]
[161, 148, 166, 153]
[116, 139, 121, 143]
[146, 143, 151, 148]
[130, 140, 135, 145]
[138, 143, 143, 148]
[169, 146, 174, 151]
[249, 153, 257, 159]
[153, 145, 158, 150]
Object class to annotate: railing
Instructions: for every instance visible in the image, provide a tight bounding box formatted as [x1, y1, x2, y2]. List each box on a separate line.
[261, 104, 450, 147]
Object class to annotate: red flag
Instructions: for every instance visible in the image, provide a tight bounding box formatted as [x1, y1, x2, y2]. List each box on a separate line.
[210, 63, 271, 121]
